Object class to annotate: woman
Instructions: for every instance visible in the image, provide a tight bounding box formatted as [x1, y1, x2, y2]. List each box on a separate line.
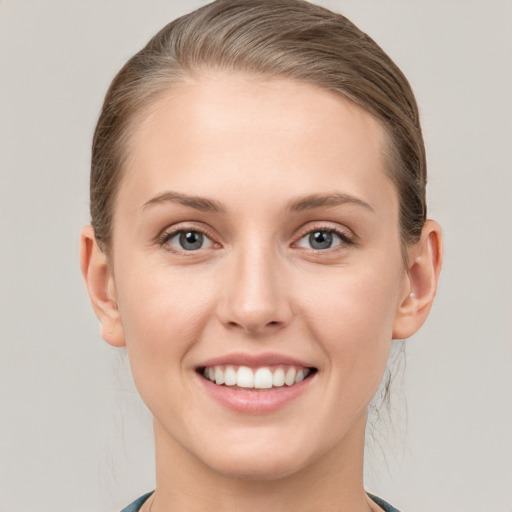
[80, 1, 442, 510]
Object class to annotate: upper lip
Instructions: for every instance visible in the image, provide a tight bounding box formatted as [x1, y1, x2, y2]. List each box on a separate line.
[198, 352, 315, 369]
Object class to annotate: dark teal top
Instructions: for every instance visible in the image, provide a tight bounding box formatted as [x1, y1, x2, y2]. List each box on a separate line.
[121, 492, 153, 512]
[121, 491, 400, 511]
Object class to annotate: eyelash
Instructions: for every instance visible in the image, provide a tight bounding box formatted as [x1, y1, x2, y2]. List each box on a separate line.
[157, 224, 355, 254]
[293, 224, 355, 251]
[157, 225, 218, 254]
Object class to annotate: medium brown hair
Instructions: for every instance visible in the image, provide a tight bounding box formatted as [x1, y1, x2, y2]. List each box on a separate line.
[91, 0, 426, 255]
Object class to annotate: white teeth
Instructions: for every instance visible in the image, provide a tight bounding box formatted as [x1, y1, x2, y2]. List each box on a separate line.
[203, 364, 313, 389]
[272, 368, 285, 387]
[284, 367, 296, 386]
[254, 368, 273, 389]
[214, 366, 225, 385]
[237, 366, 254, 388]
[224, 365, 237, 386]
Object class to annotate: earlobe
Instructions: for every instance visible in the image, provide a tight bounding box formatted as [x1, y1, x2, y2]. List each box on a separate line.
[392, 220, 443, 340]
[80, 225, 126, 347]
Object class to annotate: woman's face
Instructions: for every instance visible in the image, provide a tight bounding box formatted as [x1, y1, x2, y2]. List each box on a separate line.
[109, 74, 411, 478]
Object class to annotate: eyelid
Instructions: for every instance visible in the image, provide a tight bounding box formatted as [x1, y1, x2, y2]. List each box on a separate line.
[157, 223, 220, 253]
[292, 222, 356, 249]
[155, 221, 355, 254]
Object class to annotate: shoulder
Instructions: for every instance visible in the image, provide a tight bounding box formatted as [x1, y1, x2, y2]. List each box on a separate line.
[120, 491, 154, 512]
[368, 493, 402, 512]
[120, 491, 398, 512]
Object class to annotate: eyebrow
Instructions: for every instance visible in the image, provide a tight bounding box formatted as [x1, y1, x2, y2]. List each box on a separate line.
[287, 193, 374, 213]
[142, 190, 373, 214]
[142, 191, 226, 213]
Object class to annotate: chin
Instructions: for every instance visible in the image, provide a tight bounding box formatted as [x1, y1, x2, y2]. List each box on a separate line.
[193, 429, 318, 482]
[205, 450, 310, 481]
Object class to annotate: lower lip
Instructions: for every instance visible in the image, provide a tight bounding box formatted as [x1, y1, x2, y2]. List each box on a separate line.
[197, 373, 315, 414]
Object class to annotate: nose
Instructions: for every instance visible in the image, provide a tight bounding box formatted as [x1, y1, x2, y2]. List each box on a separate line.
[216, 245, 293, 336]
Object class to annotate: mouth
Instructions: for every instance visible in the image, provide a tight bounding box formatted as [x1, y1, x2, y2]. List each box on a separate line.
[195, 353, 318, 413]
[197, 364, 318, 390]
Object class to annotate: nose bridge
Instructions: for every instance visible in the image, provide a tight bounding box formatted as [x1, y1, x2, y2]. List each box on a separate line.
[219, 237, 291, 334]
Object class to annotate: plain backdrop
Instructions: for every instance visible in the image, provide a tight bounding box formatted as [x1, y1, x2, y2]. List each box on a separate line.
[0, 1, 511, 511]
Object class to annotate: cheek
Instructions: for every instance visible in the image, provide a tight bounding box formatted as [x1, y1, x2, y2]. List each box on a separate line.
[117, 255, 214, 334]
[113, 260, 217, 395]
[298, 261, 403, 385]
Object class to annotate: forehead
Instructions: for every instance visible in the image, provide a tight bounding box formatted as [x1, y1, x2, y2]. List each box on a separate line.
[120, 72, 395, 214]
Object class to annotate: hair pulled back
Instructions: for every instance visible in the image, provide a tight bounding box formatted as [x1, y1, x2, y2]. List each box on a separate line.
[91, 0, 426, 255]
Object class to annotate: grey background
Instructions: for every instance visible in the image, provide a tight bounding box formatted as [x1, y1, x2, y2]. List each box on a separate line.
[1, 1, 511, 511]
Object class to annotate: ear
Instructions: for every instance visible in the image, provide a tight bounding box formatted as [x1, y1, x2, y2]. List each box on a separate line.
[80, 225, 126, 347]
[392, 220, 443, 340]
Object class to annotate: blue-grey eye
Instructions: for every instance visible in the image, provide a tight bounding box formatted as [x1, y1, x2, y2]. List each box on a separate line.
[168, 230, 213, 251]
[297, 230, 343, 250]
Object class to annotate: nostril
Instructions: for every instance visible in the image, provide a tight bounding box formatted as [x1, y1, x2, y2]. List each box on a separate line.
[225, 319, 283, 333]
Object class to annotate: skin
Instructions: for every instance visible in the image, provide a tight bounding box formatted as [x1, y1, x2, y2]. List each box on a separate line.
[81, 73, 442, 512]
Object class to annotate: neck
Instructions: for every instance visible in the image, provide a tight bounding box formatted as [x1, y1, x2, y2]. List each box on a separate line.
[150, 413, 377, 512]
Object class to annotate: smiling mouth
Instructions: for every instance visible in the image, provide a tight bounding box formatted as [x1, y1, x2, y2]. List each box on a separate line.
[197, 365, 317, 390]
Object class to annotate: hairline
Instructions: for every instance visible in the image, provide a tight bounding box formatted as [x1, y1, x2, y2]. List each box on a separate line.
[103, 67, 412, 266]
